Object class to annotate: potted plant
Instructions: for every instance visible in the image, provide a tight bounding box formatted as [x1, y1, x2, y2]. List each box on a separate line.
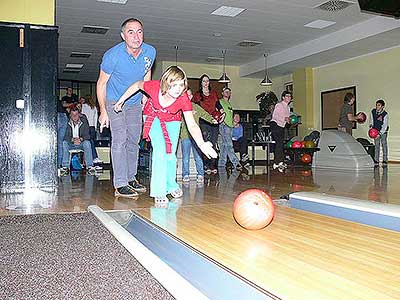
[256, 91, 278, 119]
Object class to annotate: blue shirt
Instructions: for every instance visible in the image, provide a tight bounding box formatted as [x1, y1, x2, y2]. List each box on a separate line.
[232, 124, 243, 141]
[101, 42, 156, 105]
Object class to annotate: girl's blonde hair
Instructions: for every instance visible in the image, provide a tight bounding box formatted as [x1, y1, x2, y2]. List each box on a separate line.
[84, 94, 96, 109]
[160, 66, 188, 95]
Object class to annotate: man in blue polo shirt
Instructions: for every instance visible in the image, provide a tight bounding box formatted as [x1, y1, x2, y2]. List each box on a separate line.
[97, 18, 156, 198]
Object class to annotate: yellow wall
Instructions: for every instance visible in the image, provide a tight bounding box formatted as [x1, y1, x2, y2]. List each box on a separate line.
[293, 68, 314, 137]
[313, 46, 400, 161]
[0, 0, 54, 26]
[159, 61, 291, 110]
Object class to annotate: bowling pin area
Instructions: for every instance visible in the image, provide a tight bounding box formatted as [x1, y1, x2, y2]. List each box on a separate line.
[1, 165, 400, 300]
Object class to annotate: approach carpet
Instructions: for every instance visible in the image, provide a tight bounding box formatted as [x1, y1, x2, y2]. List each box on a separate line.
[0, 213, 175, 300]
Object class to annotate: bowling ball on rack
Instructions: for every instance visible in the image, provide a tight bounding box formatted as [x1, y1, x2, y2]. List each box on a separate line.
[211, 111, 225, 123]
[356, 112, 367, 124]
[301, 153, 312, 164]
[304, 141, 315, 148]
[286, 140, 293, 148]
[289, 115, 300, 125]
[233, 189, 275, 230]
[291, 141, 303, 148]
[368, 128, 379, 139]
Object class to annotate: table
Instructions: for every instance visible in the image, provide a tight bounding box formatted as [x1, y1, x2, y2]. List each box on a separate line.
[250, 140, 276, 167]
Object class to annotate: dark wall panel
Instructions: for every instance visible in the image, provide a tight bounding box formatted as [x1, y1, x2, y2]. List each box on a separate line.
[30, 26, 58, 188]
[0, 23, 58, 192]
[0, 25, 25, 192]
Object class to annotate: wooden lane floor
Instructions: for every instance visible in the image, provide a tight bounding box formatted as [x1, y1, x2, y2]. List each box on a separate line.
[133, 201, 400, 300]
[1, 165, 400, 215]
[1, 165, 400, 299]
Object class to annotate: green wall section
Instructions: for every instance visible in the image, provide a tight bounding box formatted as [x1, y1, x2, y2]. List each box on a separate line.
[0, 0, 54, 26]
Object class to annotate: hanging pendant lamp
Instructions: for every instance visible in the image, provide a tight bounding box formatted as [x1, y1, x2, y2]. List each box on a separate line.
[218, 49, 231, 83]
[260, 53, 272, 86]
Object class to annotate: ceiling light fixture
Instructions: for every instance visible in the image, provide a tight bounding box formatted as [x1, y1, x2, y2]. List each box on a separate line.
[260, 53, 272, 86]
[218, 50, 231, 83]
[81, 25, 109, 35]
[211, 6, 246, 17]
[70, 52, 92, 58]
[97, 0, 127, 4]
[236, 40, 263, 47]
[304, 19, 336, 29]
[65, 63, 84, 69]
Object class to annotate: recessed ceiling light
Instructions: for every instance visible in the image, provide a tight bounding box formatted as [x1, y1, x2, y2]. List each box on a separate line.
[65, 63, 84, 69]
[97, 0, 127, 4]
[213, 32, 222, 37]
[70, 52, 92, 58]
[211, 6, 246, 17]
[304, 19, 336, 29]
[81, 25, 109, 34]
[236, 40, 263, 47]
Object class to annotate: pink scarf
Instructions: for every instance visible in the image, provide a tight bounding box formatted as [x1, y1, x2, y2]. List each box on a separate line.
[143, 100, 173, 154]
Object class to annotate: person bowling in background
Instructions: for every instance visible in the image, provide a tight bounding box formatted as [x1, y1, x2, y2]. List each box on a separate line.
[338, 92, 361, 135]
[270, 91, 292, 171]
[370, 99, 389, 166]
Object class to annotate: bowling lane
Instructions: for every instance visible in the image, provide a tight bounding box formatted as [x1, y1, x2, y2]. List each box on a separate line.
[133, 203, 400, 300]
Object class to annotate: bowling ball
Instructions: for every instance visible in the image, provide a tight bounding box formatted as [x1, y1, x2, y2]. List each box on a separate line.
[304, 140, 315, 148]
[211, 111, 225, 123]
[289, 115, 300, 125]
[233, 189, 275, 230]
[292, 141, 303, 148]
[368, 128, 379, 139]
[286, 140, 293, 148]
[301, 153, 312, 164]
[356, 112, 367, 124]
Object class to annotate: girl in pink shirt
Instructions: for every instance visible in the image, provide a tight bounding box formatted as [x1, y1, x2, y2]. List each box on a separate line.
[114, 66, 217, 206]
[270, 91, 292, 170]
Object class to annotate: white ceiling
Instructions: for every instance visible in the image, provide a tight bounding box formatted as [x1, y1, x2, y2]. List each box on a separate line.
[56, 0, 400, 82]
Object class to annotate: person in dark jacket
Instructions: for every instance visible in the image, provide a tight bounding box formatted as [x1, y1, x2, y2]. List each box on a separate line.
[60, 106, 95, 174]
[338, 92, 361, 135]
[370, 99, 389, 165]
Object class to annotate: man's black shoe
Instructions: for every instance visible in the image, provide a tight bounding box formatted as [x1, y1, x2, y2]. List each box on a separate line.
[128, 179, 147, 193]
[115, 186, 139, 198]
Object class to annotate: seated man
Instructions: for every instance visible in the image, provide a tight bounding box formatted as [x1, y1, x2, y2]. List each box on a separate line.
[60, 106, 95, 175]
[232, 113, 250, 167]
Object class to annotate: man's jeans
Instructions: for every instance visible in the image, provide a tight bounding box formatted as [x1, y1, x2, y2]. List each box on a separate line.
[57, 113, 68, 167]
[218, 123, 239, 167]
[375, 132, 388, 162]
[107, 102, 142, 188]
[181, 138, 204, 177]
[61, 140, 93, 168]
